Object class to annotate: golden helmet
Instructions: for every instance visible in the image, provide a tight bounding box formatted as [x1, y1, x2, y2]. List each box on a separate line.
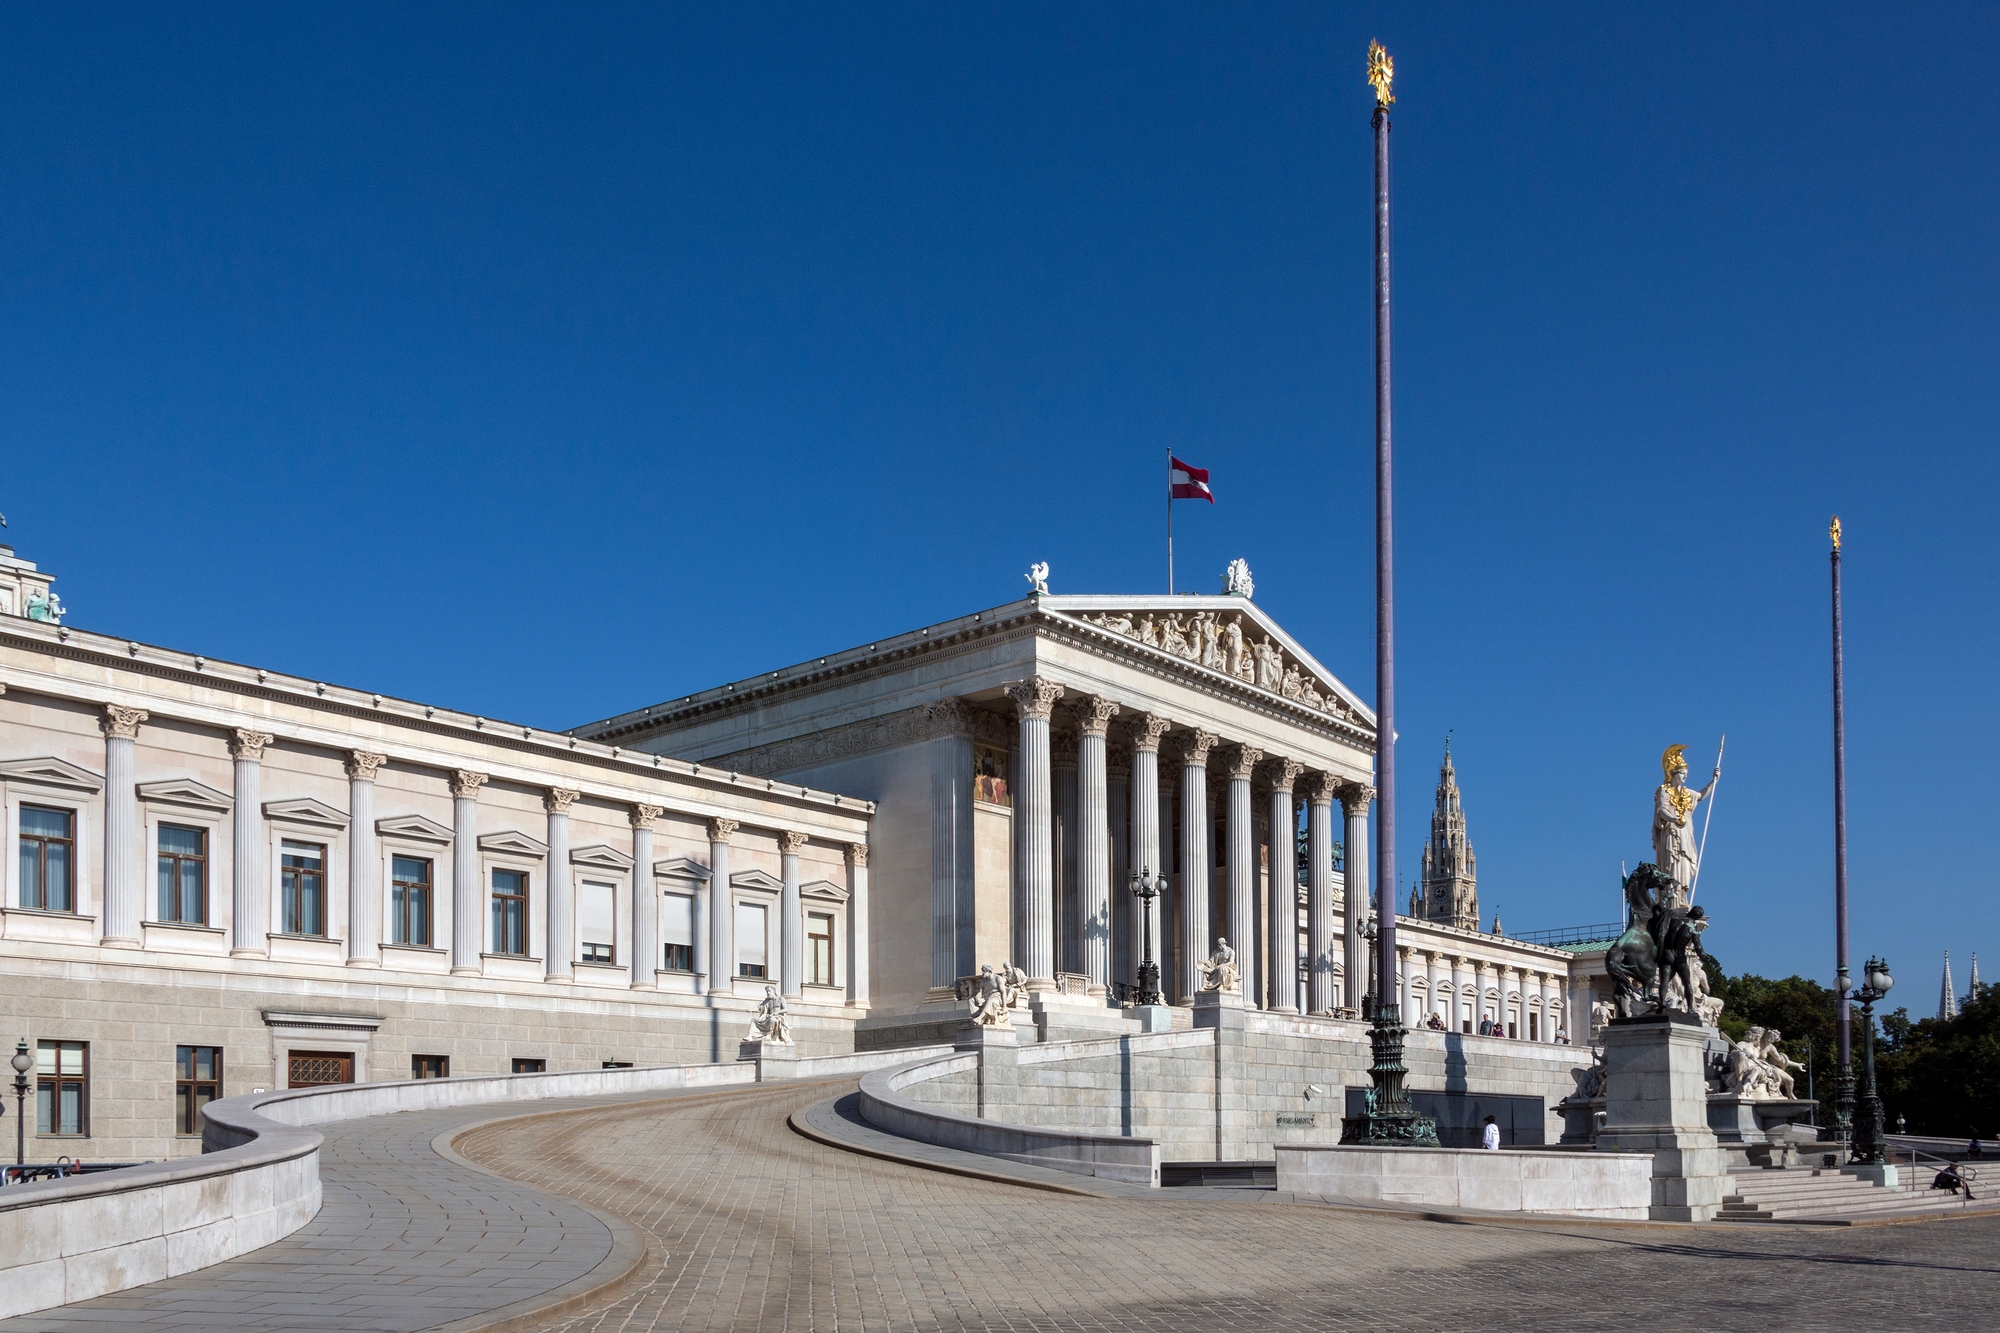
[1661, 744, 1689, 778]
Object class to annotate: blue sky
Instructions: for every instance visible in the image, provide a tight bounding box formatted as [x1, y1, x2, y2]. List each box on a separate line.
[4, 4, 1994, 993]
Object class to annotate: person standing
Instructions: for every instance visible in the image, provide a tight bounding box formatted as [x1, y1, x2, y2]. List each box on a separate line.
[1481, 1115, 1501, 1150]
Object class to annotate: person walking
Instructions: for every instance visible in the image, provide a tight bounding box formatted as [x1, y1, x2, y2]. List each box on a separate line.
[1481, 1115, 1501, 1150]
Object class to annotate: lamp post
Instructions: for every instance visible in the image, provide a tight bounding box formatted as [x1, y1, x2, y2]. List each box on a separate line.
[1129, 867, 1165, 1008]
[1357, 913, 1378, 1019]
[1851, 956, 1893, 1166]
[11, 1039, 32, 1168]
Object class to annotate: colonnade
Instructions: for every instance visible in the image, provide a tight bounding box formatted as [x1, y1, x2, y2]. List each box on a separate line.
[1397, 948, 1569, 1043]
[1002, 676, 1373, 1012]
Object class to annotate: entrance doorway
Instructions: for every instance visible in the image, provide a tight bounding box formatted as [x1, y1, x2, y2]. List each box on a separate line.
[287, 1051, 355, 1088]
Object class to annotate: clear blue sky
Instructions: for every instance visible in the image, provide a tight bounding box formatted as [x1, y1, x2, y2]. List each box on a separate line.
[5, 5, 1994, 993]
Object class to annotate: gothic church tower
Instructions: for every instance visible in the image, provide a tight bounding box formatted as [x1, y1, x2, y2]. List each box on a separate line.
[1410, 740, 1479, 931]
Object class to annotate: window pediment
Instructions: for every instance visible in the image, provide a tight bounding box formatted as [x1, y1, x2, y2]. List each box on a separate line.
[376, 813, 453, 845]
[0, 756, 105, 794]
[477, 830, 549, 859]
[800, 878, 849, 904]
[730, 867, 784, 894]
[570, 843, 634, 871]
[652, 856, 710, 883]
[137, 778, 233, 813]
[263, 797, 350, 831]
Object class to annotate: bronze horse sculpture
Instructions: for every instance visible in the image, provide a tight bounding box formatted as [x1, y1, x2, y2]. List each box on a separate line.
[1605, 863, 1670, 1015]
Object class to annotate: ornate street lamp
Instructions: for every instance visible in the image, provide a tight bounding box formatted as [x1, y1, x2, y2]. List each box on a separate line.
[11, 1038, 32, 1168]
[1851, 956, 1894, 1166]
[1357, 913, 1378, 1019]
[1128, 867, 1166, 1008]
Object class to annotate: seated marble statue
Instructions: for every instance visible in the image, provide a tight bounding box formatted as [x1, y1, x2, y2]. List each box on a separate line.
[748, 986, 794, 1044]
[1197, 937, 1240, 993]
[968, 962, 1026, 1026]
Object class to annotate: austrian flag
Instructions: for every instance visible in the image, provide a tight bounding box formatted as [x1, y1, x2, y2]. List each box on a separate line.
[1169, 456, 1213, 503]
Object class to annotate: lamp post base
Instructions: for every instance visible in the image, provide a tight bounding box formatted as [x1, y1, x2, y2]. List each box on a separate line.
[1339, 1004, 1440, 1147]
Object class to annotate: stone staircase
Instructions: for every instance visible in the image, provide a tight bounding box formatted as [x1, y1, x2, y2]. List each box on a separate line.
[1721, 1166, 1985, 1221]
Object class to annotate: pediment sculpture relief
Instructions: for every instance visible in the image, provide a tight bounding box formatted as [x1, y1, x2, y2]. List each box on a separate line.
[1075, 609, 1357, 722]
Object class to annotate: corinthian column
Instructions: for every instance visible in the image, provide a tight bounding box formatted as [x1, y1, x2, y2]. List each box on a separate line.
[1073, 695, 1118, 998]
[1126, 714, 1169, 991]
[449, 770, 489, 975]
[779, 830, 806, 998]
[1223, 744, 1262, 1007]
[541, 788, 579, 982]
[1340, 783, 1375, 1011]
[228, 730, 273, 956]
[1176, 728, 1218, 998]
[631, 804, 661, 990]
[1267, 759, 1304, 1014]
[847, 841, 870, 1007]
[1303, 773, 1336, 1013]
[1005, 676, 1064, 988]
[99, 705, 148, 947]
[707, 817, 739, 996]
[346, 752, 387, 966]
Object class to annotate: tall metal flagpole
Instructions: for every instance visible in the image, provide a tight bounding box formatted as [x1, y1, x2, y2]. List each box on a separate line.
[1831, 516, 1854, 1142]
[1344, 39, 1436, 1149]
[1167, 448, 1175, 594]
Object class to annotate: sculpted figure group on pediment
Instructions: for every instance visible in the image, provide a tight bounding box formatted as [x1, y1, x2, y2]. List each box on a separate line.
[1076, 609, 1355, 723]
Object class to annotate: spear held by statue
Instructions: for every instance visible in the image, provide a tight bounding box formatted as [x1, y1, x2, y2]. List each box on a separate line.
[1689, 734, 1725, 901]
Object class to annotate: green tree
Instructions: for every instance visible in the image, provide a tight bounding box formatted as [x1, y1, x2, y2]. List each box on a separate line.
[1709, 959, 1840, 1125]
[1874, 983, 1998, 1138]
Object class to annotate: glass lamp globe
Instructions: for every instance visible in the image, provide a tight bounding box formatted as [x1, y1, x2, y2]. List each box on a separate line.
[1864, 957, 1893, 995]
[10, 1040, 31, 1076]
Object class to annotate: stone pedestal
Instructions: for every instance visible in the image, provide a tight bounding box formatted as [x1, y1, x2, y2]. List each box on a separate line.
[1191, 990, 1248, 1160]
[1843, 1162, 1901, 1189]
[1595, 1014, 1733, 1221]
[1130, 1004, 1174, 1033]
[953, 1023, 1019, 1119]
[738, 1039, 799, 1080]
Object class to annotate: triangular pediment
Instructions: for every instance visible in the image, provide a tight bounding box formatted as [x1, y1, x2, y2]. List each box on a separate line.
[376, 813, 453, 845]
[731, 867, 784, 893]
[570, 843, 635, 871]
[137, 778, 233, 812]
[1041, 594, 1375, 729]
[477, 829, 549, 858]
[651, 855, 711, 882]
[262, 797, 350, 831]
[801, 878, 849, 903]
[0, 756, 106, 793]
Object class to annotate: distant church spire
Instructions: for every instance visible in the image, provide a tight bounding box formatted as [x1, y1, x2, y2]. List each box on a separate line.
[1970, 952, 1982, 1002]
[1411, 739, 1479, 931]
[1939, 951, 1958, 1021]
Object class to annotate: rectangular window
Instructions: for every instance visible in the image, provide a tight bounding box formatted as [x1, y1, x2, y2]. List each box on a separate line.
[391, 856, 433, 946]
[491, 869, 527, 956]
[287, 1051, 353, 1087]
[36, 1041, 87, 1136]
[511, 1058, 546, 1074]
[807, 912, 835, 987]
[157, 824, 208, 924]
[175, 1046, 221, 1136]
[412, 1055, 449, 1079]
[579, 880, 616, 964]
[281, 840, 326, 936]
[602, 1060, 633, 1069]
[19, 805, 76, 913]
[661, 893, 694, 972]
[736, 902, 767, 978]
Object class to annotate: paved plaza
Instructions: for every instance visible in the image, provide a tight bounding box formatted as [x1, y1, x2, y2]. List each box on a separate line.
[4, 1079, 1996, 1332]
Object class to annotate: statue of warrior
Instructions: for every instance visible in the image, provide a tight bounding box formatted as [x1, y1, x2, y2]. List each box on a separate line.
[1652, 744, 1718, 891]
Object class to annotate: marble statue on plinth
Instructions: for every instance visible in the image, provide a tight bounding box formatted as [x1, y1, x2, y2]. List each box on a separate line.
[748, 986, 794, 1044]
[1222, 558, 1254, 598]
[1723, 1026, 1804, 1100]
[969, 962, 1028, 1026]
[1652, 744, 1718, 890]
[1026, 562, 1049, 595]
[1197, 937, 1240, 994]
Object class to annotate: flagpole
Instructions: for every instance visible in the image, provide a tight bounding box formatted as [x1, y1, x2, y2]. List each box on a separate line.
[1167, 448, 1175, 594]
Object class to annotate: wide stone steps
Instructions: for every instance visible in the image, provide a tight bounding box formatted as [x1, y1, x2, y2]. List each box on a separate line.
[1721, 1167, 1979, 1221]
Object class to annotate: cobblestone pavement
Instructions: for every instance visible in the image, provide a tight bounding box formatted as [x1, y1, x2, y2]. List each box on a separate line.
[461, 1083, 2000, 1333]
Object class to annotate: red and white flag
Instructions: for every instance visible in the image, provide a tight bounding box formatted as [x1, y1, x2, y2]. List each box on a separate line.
[1169, 456, 1213, 503]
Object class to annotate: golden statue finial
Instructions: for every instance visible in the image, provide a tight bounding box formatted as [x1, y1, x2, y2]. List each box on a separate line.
[1367, 41, 1394, 107]
[1661, 744, 1688, 779]
[1830, 515, 1842, 551]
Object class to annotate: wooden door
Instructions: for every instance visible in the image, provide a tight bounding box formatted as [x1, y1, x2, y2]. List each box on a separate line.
[287, 1051, 355, 1088]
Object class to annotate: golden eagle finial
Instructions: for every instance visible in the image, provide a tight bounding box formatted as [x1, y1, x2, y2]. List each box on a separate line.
[1367, 41, 1394, 107]
[1830, 515, 1842, 551]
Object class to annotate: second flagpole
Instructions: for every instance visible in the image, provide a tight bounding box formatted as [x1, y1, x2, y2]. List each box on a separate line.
[1167, 447, 1175, 593]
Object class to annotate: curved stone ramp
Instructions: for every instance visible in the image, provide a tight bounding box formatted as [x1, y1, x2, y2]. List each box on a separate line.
[457, 1080, 2000, 1333]
[0, 1085, 786, 1333]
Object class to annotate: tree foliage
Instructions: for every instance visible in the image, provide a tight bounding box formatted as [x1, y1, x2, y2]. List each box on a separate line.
[1709, 960, 1841, 1125]
[1876, 984, 1998, 1138]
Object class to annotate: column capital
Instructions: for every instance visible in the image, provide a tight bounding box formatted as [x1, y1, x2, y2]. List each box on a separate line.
[1301, 770, 1339, 804]
[229, 729, 274, 762]
[629, 802, 662, 829]
[1175, 728, 1219, 767]
[1073, 694, 1120, 737]
[707, 816, 740, 843]
[1265, 757, 1306, 793]
[846, 840, 868, 867]
[1221, 744, 1263, 781]
[1105, 740, 1132, 774]
[544, 787, 580, 814]
[1339, 781, 1377, 814]
[449, 770, 489, 800]
[778, 830, 809, 855]
[1051, 729, 1079, 767]
[1126, 712, 1172, 753]
[100, 705, 149, 740]
[1004, 676, 1064, 720]
[922, 696, 976, 737]
[347, 751, 388, 782]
